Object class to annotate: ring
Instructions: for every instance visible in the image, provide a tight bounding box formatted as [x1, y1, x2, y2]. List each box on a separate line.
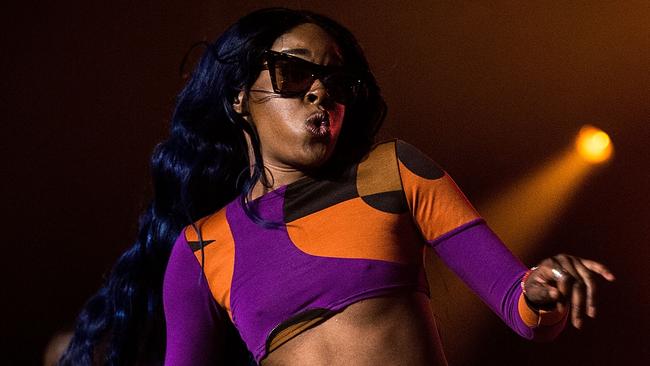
[551, 268, 566, 280]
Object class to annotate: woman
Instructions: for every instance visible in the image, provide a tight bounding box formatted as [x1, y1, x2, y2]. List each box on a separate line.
[61, 8, 614, 366]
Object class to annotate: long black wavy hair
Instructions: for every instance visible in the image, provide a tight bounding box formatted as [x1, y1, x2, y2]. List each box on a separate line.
[60, 7, 386, 365]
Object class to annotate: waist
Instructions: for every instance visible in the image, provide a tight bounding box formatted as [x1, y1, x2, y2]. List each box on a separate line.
[261, 291, 448, 366]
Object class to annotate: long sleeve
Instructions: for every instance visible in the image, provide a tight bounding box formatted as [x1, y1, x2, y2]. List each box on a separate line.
[163, 229, 223, 365]
[430, 220, 567, 340]
[394, 140, 566, 340]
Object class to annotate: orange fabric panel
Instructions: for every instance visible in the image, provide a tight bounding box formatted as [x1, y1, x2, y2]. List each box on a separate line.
[356, 140, 402, 196]
[517, 294, 567, 327]
[398, 160, 480, 242]
[267, 316, 327, 353]
[286, 197, 423, 264]
[185, 209, 236, 320]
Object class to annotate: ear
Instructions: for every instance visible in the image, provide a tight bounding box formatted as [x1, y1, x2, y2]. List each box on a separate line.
[233, 90, 246, 115]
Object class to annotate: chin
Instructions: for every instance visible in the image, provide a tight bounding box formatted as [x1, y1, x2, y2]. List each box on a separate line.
[299, 144, 336, 169]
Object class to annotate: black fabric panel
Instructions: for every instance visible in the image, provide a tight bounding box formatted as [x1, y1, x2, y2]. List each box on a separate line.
[360, 190, 409, 214]
[395, 140, 445, 179]
[188, 239, 215, 252]
[284, 166, 359, 223]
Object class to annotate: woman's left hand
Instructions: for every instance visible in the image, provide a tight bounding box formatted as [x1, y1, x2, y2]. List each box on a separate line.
[522, 254, 615, 329]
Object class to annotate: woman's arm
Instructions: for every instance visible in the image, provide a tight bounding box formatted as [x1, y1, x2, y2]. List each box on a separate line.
[394, 139, 614, 337]
[394, 139, 600, 340]
[163, 231, 225, 365]
[429, 219, 567, 340]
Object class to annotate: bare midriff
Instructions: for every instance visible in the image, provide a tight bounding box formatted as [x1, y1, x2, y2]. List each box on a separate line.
[260, 292, 447, 366]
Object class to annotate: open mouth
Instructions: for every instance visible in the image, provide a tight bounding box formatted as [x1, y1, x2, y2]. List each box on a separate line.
[305, 112, 331, 138]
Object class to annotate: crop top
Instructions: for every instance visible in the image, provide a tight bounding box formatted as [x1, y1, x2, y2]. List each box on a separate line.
[163, 140, 567, 365]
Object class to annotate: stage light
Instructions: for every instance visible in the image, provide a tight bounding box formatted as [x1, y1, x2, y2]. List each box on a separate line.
[576, 125, 613, 163]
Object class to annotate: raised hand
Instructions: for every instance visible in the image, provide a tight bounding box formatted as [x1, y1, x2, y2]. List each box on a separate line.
[522, 254, 615, 328]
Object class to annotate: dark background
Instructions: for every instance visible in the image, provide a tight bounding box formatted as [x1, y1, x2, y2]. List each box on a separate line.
[2, 1, 648, 365]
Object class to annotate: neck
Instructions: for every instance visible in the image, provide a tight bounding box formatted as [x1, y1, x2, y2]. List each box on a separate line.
[251, 167, 306, 199]
[245, 132, 307, 199]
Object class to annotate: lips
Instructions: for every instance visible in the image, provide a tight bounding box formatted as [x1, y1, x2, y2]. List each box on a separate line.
[305, 111, 331, 138]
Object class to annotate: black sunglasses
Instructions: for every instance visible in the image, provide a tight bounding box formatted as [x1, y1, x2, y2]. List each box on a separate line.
[259, 50, 362, 105]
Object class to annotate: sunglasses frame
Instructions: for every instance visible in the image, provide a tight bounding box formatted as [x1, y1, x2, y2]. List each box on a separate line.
[260, 50, 362, 105]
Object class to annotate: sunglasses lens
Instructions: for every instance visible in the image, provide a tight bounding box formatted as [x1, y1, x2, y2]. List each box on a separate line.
[267, 51, 361, 105]
[274, 60, 315, 95]
[323, 73, 360, 105]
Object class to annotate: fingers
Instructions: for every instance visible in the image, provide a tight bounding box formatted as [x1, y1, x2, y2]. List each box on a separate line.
[551, 256, 584, 326]
[573, 259, 597, 318]
[581, 259, 616, 282]
[532, 254, 615, 329]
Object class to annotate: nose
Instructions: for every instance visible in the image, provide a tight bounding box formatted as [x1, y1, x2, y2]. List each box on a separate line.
[304, 79, 331, 106]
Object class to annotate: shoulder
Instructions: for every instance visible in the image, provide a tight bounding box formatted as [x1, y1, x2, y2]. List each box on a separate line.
[393, 140, 445, 180]
[354, 140, 402, 195]
[362, 139, 445, 180]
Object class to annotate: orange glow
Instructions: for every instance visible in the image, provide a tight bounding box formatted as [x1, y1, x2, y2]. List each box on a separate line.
[575, 125, 613, 163]
[477, 148, 590, 255]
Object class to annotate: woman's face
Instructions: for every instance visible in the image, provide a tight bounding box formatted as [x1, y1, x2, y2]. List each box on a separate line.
[244, 23, 346, 172]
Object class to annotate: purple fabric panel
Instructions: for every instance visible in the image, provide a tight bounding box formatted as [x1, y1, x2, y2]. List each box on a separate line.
[430, 219, 565, 341]
[228, 188, 426, 362]
[163, 229, 222, 366]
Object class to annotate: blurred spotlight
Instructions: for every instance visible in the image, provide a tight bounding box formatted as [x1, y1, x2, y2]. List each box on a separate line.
[478, 125, 613, 255]
[477, 147, 589, 256]
[576, 125, 613, 163]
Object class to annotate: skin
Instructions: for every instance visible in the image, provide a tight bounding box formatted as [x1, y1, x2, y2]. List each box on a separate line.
[523, 254, 615, 329]
[43, 330, 72, 366]
[231, 23, 615, 365]
[234, 23, 345, 198]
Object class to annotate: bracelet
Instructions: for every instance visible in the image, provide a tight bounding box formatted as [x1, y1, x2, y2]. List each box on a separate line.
[520, 266, 538, 295]
[521, 266, 557, 313]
